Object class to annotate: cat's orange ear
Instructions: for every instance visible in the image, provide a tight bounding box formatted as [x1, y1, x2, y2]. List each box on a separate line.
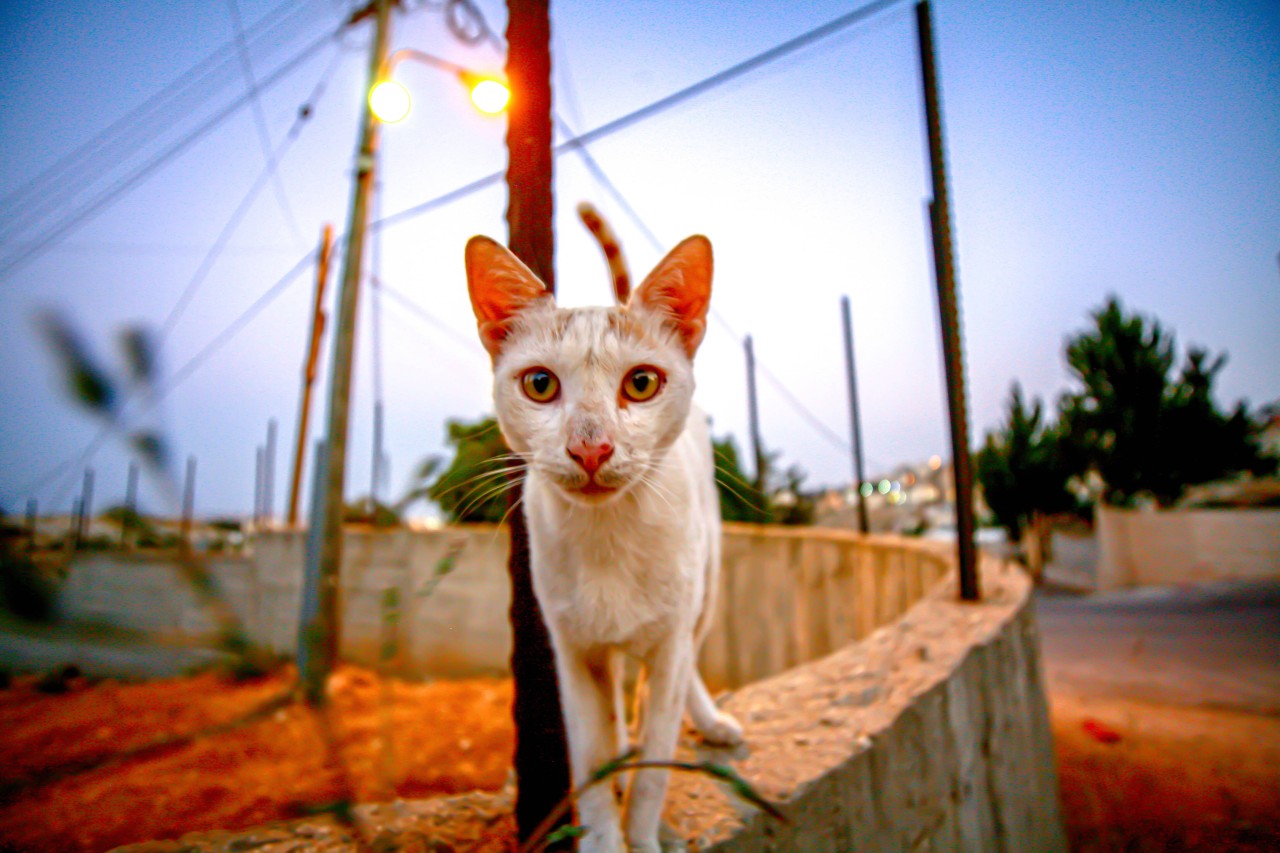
[465, 236, 551, 358]
[633, 235, 713, 358]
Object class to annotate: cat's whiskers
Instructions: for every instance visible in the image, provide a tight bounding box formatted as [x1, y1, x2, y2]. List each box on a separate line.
[713, 465, 771, 514]
[452, 472, 524, 522]
[493, 488, 526, 530]
[634, 464, 679, 515]
[437, 473, 522, 522]
[428, 455, 527, 504]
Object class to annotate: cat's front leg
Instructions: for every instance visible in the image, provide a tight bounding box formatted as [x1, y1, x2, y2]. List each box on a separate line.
[554, 642, 626, 853]
[624, 639, 691, 852]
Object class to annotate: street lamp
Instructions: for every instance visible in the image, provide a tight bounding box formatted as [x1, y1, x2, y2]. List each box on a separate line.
[300, 2, 509, 702]
[370, 48, 509, 123]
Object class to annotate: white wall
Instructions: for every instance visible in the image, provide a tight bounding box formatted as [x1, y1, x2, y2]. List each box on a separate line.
[1096, 507, 1280, 590]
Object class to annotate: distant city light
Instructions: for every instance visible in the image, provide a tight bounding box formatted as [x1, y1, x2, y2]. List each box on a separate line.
[928, 454, 943, 471]
[369, 80, 410, 123]
[469, 79, 510, 114]
[860, 482, 874, 497]
[878, 479, 891, 494]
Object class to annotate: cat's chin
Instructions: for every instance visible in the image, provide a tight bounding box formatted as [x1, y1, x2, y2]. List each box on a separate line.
[560, 479, 629, 505]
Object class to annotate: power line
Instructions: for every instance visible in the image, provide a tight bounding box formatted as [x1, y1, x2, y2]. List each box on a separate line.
[378, 0, 907, 236]
[0, 0, 331, 242]
[552, 0, 906, 154]
[378, 283, 484, 354]
[0, 28, 341, 280]
[225, 0, 307, 247]
[155, 254, 315, 406]
[553, 115, 665, 253]
[158, 44, 345, 342]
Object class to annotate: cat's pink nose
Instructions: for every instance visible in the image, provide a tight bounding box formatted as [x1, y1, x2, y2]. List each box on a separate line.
[567, 439, 614, 475]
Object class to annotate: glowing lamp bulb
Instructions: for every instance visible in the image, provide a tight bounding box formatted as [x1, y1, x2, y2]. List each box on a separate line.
[370, 80, 411, 123]
[469, 79, 510, 114]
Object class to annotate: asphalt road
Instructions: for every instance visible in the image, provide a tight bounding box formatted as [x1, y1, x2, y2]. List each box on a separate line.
[1035, 579, 1280, 714]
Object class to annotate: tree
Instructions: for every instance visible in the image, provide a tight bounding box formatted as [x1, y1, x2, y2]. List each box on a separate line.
[769, 463, 817, 526]
[712, 436, 770, 523]
[1060, 296, 1272, 507]
[342, 498, 400, 527]
[975, 383, 1080, 575]
[401, 417, 513, 523]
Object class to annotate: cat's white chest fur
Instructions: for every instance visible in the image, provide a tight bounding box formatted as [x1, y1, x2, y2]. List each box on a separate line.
[524, 414, 714, 653]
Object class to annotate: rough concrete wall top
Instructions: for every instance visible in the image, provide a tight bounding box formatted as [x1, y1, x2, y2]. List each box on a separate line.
[659, 556, 1067, 851]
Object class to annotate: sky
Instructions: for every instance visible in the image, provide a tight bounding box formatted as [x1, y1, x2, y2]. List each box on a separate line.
[0, 0, 1277, 520]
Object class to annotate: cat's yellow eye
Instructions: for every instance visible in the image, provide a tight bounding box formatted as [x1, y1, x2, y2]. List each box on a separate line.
[621, 366, 663, 403]
[521, 368, 560, 403]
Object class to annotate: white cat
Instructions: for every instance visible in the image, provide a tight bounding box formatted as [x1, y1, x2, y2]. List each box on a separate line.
[465, 232, 743, 852]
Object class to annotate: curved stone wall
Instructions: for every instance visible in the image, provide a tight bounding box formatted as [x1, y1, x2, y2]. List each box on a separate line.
[670, 554, 1066, 851]
[72, 526, 1065, 849]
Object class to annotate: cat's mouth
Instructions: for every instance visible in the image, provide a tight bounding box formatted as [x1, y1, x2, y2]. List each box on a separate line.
[558, 470, 628, 501]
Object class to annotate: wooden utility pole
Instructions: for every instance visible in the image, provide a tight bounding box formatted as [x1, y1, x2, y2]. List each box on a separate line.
[504, 0, 572, 845]
[916, 0, 979, 601]
[254, 446, 265, 526]
[263, 419, 277, 527]
[25, 498, 37, 552]
[77, 468, 94, 547]
[840, 296, 870, 534]
[300, 0, 393, 704]
[745, 335, 766, 492]
[123, 462, 139, 547]
[180, 456, 196, 555]
[288, 224, 333, 527]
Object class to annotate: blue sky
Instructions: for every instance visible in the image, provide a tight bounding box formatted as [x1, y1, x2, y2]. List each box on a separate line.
[1, 0, 1277, 519]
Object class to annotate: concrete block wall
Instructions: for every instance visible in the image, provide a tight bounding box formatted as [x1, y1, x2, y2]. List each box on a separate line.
[1096, 506, 1280, 590]
[238, 525, 952, 686]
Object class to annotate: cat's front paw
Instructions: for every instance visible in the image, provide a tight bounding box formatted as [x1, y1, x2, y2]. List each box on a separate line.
[699, 709, 744, 747]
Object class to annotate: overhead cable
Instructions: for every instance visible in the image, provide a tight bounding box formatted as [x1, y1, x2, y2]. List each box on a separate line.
[159, 44, 345, 342]
[225, 0, 307, 247]
[376, 0, 906, 234]
[0, 0, 329, 241]
[0, 28, 341, 280]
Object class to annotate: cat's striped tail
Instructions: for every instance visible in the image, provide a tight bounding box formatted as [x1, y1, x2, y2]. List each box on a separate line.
[577, 201, 631, 305]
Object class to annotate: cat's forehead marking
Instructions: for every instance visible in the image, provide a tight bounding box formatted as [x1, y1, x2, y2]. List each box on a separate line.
[547, 306, 659, 349]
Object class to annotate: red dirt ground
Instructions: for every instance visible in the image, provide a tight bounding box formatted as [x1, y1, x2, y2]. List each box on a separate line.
[0, 667, 1276, 852]
[1049, 689, 1279, 852]
[0, 667, 514, 852]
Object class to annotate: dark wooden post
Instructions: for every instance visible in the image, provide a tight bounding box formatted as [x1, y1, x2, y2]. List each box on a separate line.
[916, 0, 979, 600]
[744, 335, 767, 493]
[841, 296, 871, 534]
[505, 0, 572, 845]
